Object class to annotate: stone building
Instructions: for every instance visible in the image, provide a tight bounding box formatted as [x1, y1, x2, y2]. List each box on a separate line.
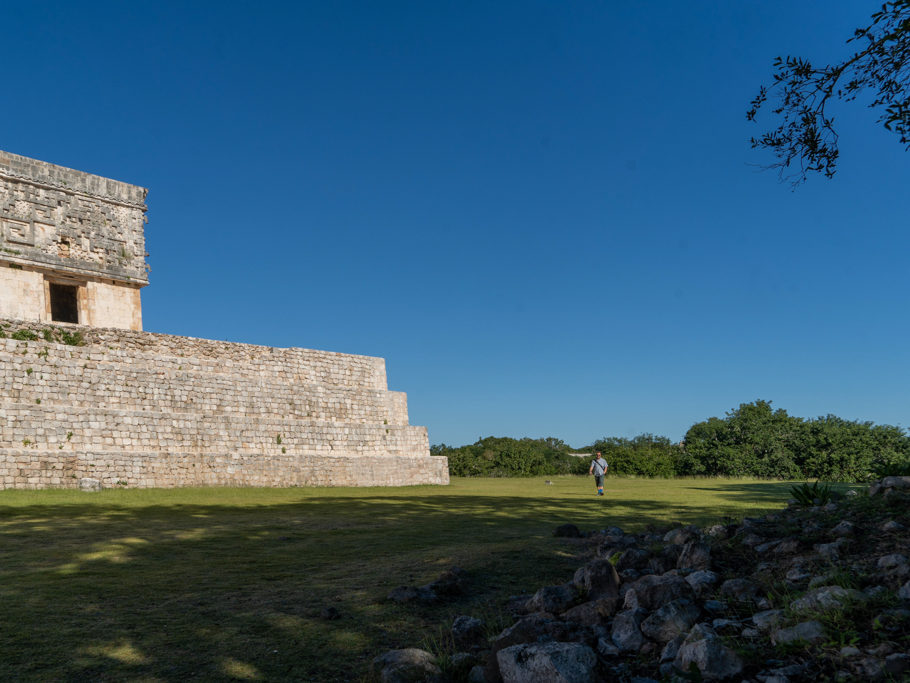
[0, 151, 447, 489]
[0, 150, 147, 330]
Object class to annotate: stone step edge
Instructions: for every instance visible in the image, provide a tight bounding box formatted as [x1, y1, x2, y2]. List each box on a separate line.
[1, 401, 415, 430]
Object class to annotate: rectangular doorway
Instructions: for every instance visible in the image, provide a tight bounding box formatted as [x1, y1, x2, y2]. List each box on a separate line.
[49, 283, 79, 324]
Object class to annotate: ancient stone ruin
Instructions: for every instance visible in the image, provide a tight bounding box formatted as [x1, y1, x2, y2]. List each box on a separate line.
[0, 150, 447, 488]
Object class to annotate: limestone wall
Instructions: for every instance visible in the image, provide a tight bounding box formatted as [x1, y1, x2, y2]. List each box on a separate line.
[0, 319, 447, 489]
[0, 150, 148, 284]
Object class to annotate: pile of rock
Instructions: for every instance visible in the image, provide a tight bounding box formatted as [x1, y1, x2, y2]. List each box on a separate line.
[373, 476, 910, 682]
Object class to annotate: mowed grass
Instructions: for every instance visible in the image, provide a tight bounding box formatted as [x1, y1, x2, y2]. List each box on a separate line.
[0, 476, 794, 681]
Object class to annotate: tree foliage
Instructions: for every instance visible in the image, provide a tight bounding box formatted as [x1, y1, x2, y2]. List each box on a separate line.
[682, 400, 910, 481]
[433, 437, 589, 477]
[434, 401, 910, 482]
[747, 1, 910, 185]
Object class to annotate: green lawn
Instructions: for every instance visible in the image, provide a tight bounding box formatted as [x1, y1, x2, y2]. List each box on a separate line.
[0, 476, 795, 681]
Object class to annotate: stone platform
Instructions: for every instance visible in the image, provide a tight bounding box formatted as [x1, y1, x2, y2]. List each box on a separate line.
[0, 318, 448, 489]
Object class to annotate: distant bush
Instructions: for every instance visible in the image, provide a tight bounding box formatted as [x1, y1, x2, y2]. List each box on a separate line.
[435, 400, 910, 482]
[589, 434, 683, 478]
[432, 437, 588, 477]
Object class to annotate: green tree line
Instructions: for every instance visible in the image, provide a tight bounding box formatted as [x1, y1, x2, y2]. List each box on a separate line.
[432, 401, 910, 482]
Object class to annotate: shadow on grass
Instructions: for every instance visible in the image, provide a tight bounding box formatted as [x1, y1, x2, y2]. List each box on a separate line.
[0, 485, 791, 681]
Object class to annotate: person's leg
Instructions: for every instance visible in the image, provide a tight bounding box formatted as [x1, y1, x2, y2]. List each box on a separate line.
[595, 475, 604, 496]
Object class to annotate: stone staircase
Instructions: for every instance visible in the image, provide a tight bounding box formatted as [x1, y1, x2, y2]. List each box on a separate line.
[0, 319, 447, 488]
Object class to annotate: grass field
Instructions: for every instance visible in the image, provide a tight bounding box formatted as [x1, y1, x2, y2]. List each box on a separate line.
[0, 476, 796, 681]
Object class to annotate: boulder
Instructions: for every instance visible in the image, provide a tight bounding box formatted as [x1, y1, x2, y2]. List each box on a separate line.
[880, 476, 910, 490]
[685, 570, 719, 598]
[664, 526, 700, 545]
[572, 559, 621, 599]
[615, 548, 651, 572]
[673, 624, 743, 680]
[496, 642, 597, 683]
[899, 580, 910, 600]
[677, 541, 711, 571]
[640, 599, 701, 643]
[751, 609, 784, 632]
[526, 583, 578, 614]
[877, 553, 908, 570]
[831, 520, 856, 537]
[881, 519, 906, 532]
[623, 574, 694, 611]
[372, 648, 441, 683]
[79, 477, 102, 492]
[562, 598, 620, 626]
[451, 616, 486, 652]
[611, 608, 647, 653]
[790, 585, 867, 613]
[771, 620, 826, 645]
[719, 578, 763, 603]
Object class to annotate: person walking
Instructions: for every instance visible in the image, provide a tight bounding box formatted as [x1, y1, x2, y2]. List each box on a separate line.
[589, 451, 608, 496]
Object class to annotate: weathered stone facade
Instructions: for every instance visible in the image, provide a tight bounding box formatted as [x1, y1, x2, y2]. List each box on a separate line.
[0, 150, 147, 330]
[0, 319, 448, 488]
[0, 151, 446, 488]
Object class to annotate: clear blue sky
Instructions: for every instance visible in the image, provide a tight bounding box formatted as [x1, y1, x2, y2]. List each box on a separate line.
[4, 2, 907, 447]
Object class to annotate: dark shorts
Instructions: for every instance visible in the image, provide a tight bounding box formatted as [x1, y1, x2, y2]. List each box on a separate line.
[594, 475, 604, 487]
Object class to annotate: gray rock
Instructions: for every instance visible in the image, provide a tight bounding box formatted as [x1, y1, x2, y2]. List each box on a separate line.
[785, 567, 811, 582]
[823, 502, 838, 512]
[526, 583, 577, 614]
[754, 540, 781, 554]
[845, 489, 858, 497]
[703, 599, 726, 615]
[640, 599, 701, 643]
[677, 541, 711, 571]
[664, 526, 699, 545]
[451, 615, 486, 652]
[772, 620, 826, 645]
[660, 635, 684, 662]
[496, 641, 597, 683]
[814, 538, 847, 561]
[739, 532, 765, 548]
[711, 618, 740, 635]
[882, 519, 906, 532]
[674, 624, 744, 680]
[899, 580, 910, 600]
[773, 538, 802, 555]
[719, 578, 762, 602]
[79, 477, 102, 491]
[880, 475, 910, 490]
[611, 608, 647, 653]
[839, 645, 861, 657]
[831, 520, 855, 537]
[573, 558, 621, 599]
[685, 570, 719, 598]
[704, 524, 728, 539]
[751, 609, 784, 632]
[372, 648, 441, 683]
[596, 636, 620, 657]
[741, 627, 760, 638]
[615, 548, 651, 572]
[790, 585, 868, 613]
[562, 597, 620, 626]
[877, 553, 908, 570]
[623, 574, 694, 611]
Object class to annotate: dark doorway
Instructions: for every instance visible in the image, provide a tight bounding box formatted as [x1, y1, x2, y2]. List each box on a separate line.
[49, 284, 79, 324]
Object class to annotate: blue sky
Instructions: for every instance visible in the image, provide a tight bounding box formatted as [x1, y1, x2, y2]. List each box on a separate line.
[4, 2, 907, 447]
